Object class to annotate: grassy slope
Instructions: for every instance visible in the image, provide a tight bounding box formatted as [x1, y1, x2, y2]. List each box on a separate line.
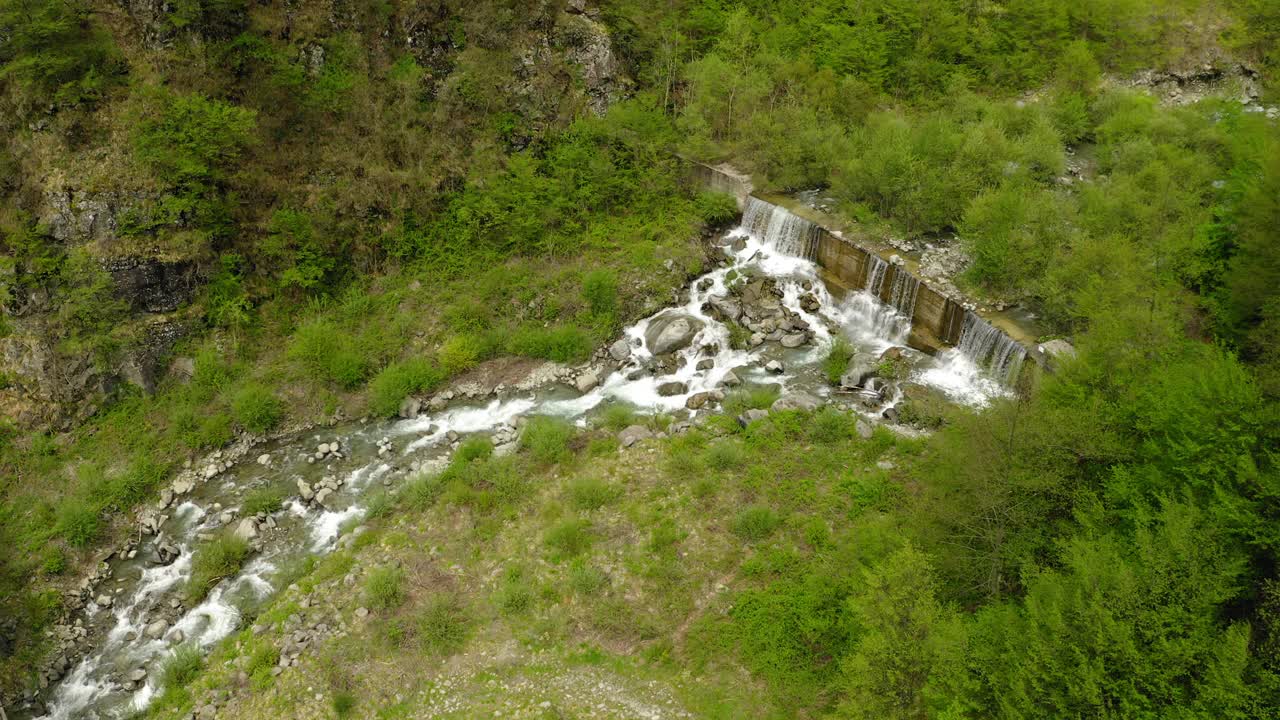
[145, 406, 921, 719]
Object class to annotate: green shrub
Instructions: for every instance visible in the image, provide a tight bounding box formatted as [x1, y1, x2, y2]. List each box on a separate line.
[545, 518, 593, 561]
[566, 477, 619, 511]
[187, 533, 252, 602]
[162, 645, 204, 689]
[521, 416, 575, 465]
[57, 499, 99, 547]
[368, 358, 444, 417]
[363, 491, 394, 520]
[332, 692, 357, 717]
[102, 457, 167, 511]
[41, 547, 67, 575]
[822, 337, 854, 385]
[809, 407, 853, 443]
[287, 320, 371, 389]
[133, 89, 256, 188]
[438, 334, 485, 375]
[231, 384, 283, 433]
[665, 442, 703, 479]
[246, 643, 280, 677]
[696, 191, 741, 226]
[363, 565, 406, 611]
[0, 0, 124, 108]
[704, 441, 748, 470]
[399, 473, 443, 511]
[582, 269, 619, 318]
[494, 571, 533, 615]
[723, 385, 781, 416]
[241, 486, 284, 516]
[599, 404, 637, 432]
[327, 350, 370, 389]
[507, 325, 593, 364]
[455, 435, 494, 463]
[416, 596, 469, 655]
[569, 560, 609, 595]
[732, 505, 781, 542]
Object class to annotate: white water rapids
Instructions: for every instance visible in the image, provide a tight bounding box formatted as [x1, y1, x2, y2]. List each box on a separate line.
[32, 200, 1017, 720]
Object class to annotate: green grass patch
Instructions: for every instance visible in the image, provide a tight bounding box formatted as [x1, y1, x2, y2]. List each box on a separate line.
[363, 565, 407, 611]
[367, 358, 445, 417]
[545, 517, 594, 561]
[241, 485, 285, 515]
[822, 337, 854, 385]
[187, 533, 252, 602]
[521, 416, 575, 465]
[732, 505, 782, 542]
[565, 477, 619, 511]
[161, 644, 204, 689]
[230, 384, 283, 433]
[416, 596, 470, 656]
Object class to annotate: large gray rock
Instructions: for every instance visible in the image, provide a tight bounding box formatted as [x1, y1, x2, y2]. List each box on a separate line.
[771, 392, 821, 413]
[575, 368, 602, 394]
[780, 333, 808, 348]
[645, 314, 703, 356]
[144, 619, 169, 640]
[618, 425, 653, 448]
[855, 419, 874, 439]
[1038, 339, 1077, 371]
[657, 381, 688, 397]
[839, 358, 879, 390]
[233, 518, 259, 543]
[398, 396, 422, 419]
[706, 296, 743, 322]
[608, 338, 632, 362]
[685, 391, 718, 410]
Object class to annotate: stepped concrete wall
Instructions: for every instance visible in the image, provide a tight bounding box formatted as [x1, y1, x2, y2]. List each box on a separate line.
[688, 160, 1042, 367]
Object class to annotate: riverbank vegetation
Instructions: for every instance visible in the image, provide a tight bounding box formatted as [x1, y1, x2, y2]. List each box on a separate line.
[2, 0, 1279, 716]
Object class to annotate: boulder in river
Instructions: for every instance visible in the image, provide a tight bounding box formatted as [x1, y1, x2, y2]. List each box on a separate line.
[780, 333, 808, 348]
[839, 357, 879, 390]
[765, 360, 784, 374]
[645, 314, 703, 355]
[575, 368, 601, 394]
[685, 391, 718, 410]
[706, 296, 742, 322]
[233, 517, 259, 542]
[398, 396, 422, 419]
[144, 619, 169, 640]
[657, 381, 688, 397]
[608, 338, 632, 362]
[296, 479, 314, 502]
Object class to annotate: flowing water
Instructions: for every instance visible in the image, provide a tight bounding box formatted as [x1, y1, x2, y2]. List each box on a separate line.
[28, 199, 1024, 720]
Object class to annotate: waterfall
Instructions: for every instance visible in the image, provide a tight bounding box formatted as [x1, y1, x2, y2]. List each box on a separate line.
[739, 197, 820, 259]
[887, 269, 919, 319]
[956, 312, 1026, 385]
[864, 255, 888, 296]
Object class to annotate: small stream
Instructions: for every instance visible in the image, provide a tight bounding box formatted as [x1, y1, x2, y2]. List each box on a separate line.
[28, 201, 1013, 720]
